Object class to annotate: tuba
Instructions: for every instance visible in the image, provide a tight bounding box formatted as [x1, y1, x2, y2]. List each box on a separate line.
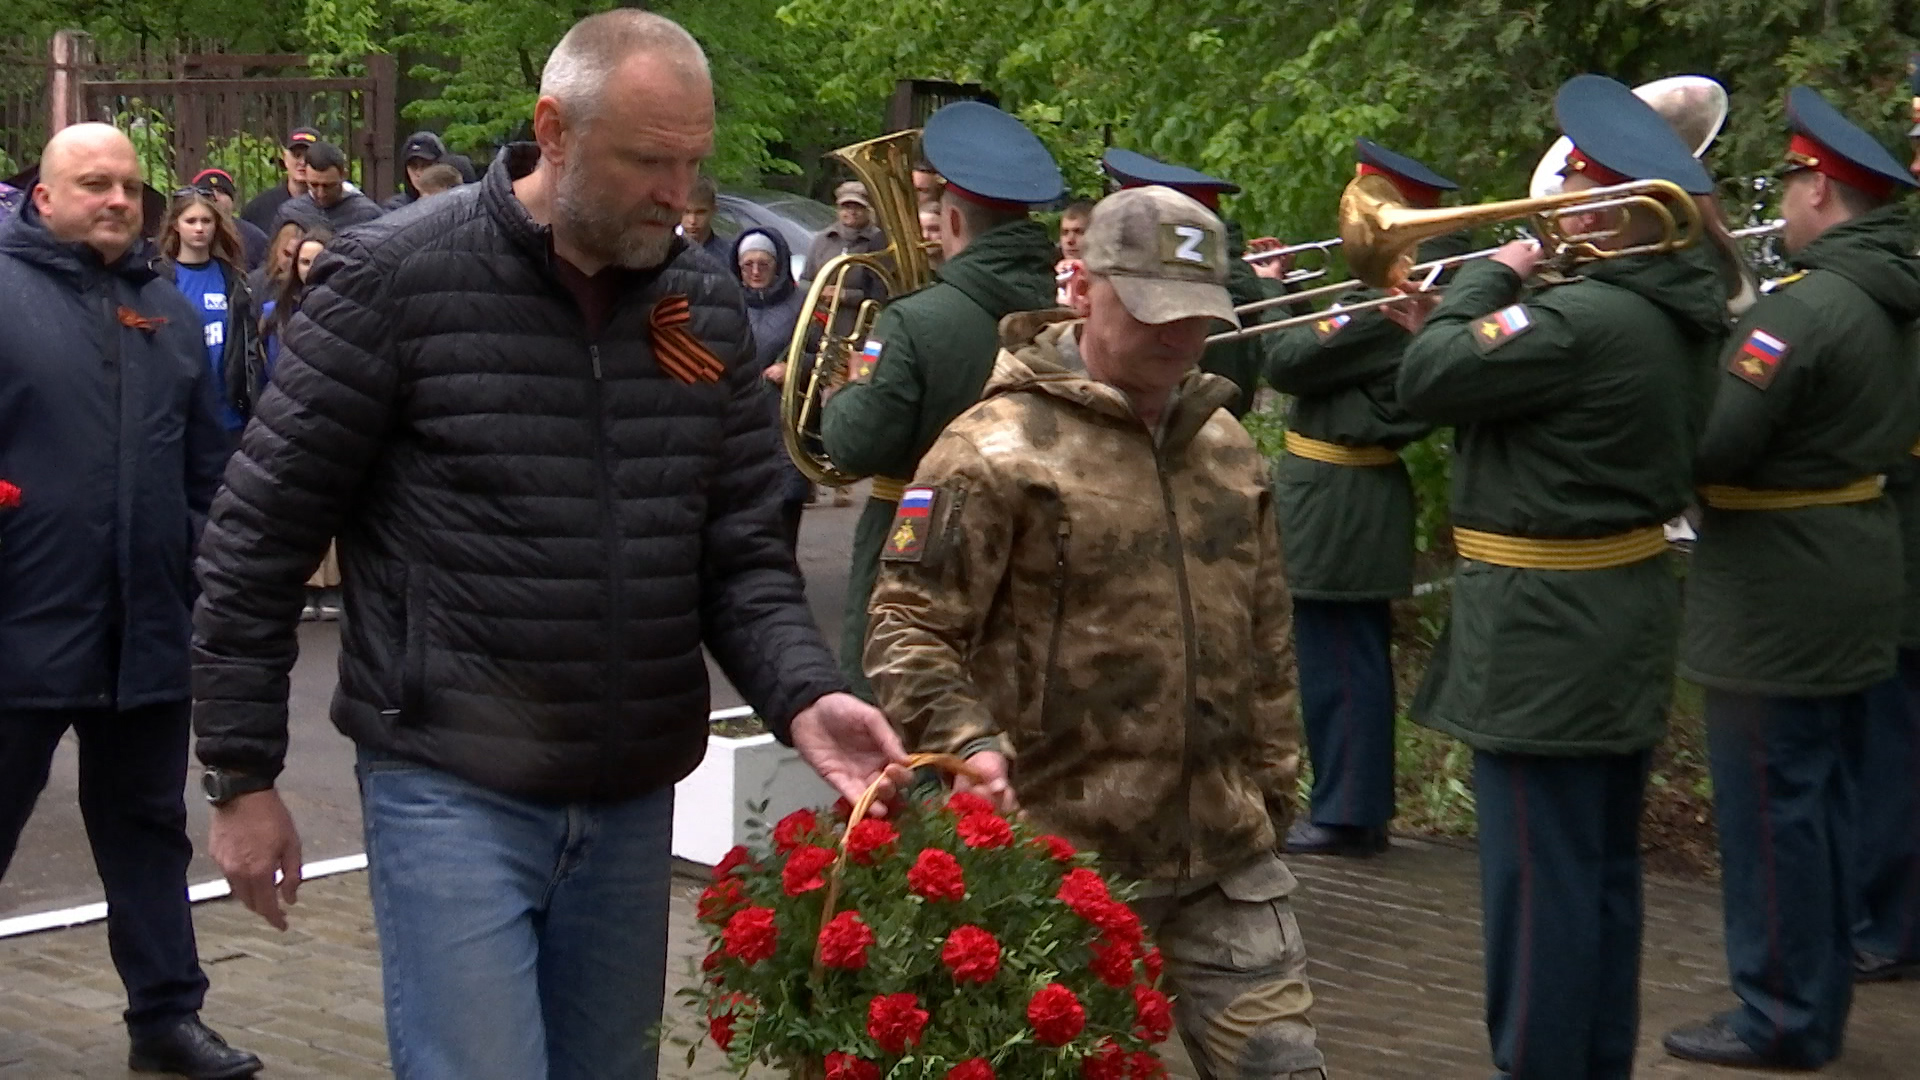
[779, 131, 937, 488]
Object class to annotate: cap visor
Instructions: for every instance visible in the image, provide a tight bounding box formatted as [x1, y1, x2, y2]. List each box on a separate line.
[1109, 275, 1240, 328]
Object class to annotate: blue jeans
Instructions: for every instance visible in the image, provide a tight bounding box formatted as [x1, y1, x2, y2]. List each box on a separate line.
[356, 750, 675, 1080]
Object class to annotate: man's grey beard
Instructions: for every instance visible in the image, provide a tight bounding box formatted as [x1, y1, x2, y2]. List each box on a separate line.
[554, 161, 677, 270]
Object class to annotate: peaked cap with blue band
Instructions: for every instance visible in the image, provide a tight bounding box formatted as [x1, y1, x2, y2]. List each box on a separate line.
[1554, 74, 1714, 196]
[922, 102, 1065, 207]
[1100, 148, 1240, 195]
[1784, 85, 1917, 195]
[1354, 138, 1457, 192]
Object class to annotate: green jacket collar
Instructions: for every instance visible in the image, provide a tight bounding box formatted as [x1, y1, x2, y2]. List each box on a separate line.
[1790, 205, 1920, 321]
[935, 218, 1059, 319]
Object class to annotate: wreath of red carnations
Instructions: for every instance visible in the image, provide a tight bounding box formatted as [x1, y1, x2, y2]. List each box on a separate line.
[688, 792, 1170, 1079]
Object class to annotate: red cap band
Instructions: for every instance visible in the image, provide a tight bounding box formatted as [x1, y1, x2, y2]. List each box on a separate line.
[1563, 147, 1631, 188]
[1786, 132, 1895, 201]
[1116, 178, 1220, 210]
[944, 181, 1030, 213]
[1356, 163, 1443, 208]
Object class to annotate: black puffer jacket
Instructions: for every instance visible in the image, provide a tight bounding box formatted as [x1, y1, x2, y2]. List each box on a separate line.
[192, 145, 847, 802]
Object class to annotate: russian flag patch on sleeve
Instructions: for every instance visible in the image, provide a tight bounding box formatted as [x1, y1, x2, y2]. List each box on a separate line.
[1313, 311, 1352, 343]
[852, 338, 885, 382]
[1469, 304, 1535, 354]
[1729, 328, 1789, 389]
[882, 486, 940, 563]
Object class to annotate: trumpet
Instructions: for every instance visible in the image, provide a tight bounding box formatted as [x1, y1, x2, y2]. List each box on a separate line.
[1243, 237, 1343, 285]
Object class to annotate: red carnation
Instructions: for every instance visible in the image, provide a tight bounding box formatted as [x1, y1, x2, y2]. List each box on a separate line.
[866, 992, 929, 1054]
[1089, 936, 1135, 987]
[831, 796, 856, 821]
[818, 910, 875, 970]
[712, 844, 752, 881]
[907, 848, 966, 901]
[697, 877, 746, 923]
[0, 481, 20, 510]
[948, 1059, 995, 1080]
[721, 906, 778, 965]
[1057, 868, 1111, 914]
[956, 811, 1014, 849]
[1034, 834, 1077, 862]
[947, 790, 996, 816]
[1089, 898, 1144, 952]
[1082, 1040, 1127, 1080]
[1141, 946, 1164, 983]
[1132, 985, 1174, 1043]
[1027, 982, 1086, 1046]
[708, 1011, 736, 1051]
[824, 1051, 880, 1080]
[773, 807, 820, 853]
[845, 818, 899, 865]
[941, 925, 1002, 984]
[1128, 1051, 1169, 1078]
[702, 946, 723, 973]
[782, 844, 837, 896]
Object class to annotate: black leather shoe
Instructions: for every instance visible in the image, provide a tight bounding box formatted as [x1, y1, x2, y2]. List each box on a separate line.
[1856, 948, 1920, 983]
[1662, 1016, 1811, 1071]
[129, 1015, 263, 1078]
[1285, 820, 1389, 857]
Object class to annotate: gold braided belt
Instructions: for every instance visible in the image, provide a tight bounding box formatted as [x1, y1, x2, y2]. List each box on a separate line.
[1284, 430, 1399, 468]
[1452, 526, 1668, 571]
[869, 476, 910, 503]
[1698, 476, 1883, 511]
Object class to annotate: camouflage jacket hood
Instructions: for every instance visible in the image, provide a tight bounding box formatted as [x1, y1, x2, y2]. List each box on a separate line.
[865, 311, 1301, 882]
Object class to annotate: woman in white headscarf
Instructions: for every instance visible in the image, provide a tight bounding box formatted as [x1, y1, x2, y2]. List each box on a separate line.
[730, 227, 812, 552]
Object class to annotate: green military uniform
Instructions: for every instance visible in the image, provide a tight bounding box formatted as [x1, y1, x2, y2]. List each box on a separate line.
[1198, 221, 1273, 417]
[1682, 206, 1920, 693]
[819, 219, 1057, 698]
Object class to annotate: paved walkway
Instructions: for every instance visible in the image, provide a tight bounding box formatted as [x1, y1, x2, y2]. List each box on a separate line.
[3, 838, 1914, 1078]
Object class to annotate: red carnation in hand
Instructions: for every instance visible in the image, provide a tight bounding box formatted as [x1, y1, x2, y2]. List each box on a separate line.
[1128, 1051, 1168, 1078]
[947, 1059, 995, 1080]
[1132, 985, 1174, 1044]
[1089, 936, 1136, 987]
[721, 906, 778, 965]
[1141, 946, 1164, 983]
[712, 844, 752, 881]
[956, 812, 1014, 849]
[697, 877, 746, 924]
[1057, 868, 1111, 914]
[818, 910, 875, 970]
[773, 808, 819, 853]
[866, 992, 930, 1054]
[0, 481, 20, 509]
[824, 1051, 880, 1080]
[941, 924, 1002, 984]
[782, 844, 837, 896]
[1034, 834, 1077, 862]
[845, 818, 899, 865]
[907, 848, 966, 901]
[1027, 982, 1086, 1046]
[946, 790, 996, 816]
[1081, 1039, 1127, 1080]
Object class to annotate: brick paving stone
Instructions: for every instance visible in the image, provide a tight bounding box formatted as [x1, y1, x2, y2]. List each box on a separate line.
[1, 837, 1914, 1078]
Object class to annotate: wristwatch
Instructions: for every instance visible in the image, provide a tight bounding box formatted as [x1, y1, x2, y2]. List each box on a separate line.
[202, 768, 274, 806]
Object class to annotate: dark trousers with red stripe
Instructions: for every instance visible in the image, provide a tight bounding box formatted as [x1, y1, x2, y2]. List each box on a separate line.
[1473, 750, 1648, 1080]
[1705, 690, 1863, 1068]
[1857, 651, 1920, 964]
[1295, 599, 1396, 829]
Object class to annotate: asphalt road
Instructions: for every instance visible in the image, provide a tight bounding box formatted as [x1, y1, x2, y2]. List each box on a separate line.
[0, 489, 866, 920]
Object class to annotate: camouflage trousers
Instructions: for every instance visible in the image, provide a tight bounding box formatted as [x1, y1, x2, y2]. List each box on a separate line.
[1134, 854, 1328, 1080]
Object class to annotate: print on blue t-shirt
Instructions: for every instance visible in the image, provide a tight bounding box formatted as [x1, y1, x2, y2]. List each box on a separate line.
[172, 260, 242, 433]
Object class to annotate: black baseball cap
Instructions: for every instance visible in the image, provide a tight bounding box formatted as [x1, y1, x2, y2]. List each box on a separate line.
[286, 127, 320, 151]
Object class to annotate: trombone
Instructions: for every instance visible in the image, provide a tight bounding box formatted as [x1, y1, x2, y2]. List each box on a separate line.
[1205, 174, 1701, 346]
[1243, 236, 1343, 286]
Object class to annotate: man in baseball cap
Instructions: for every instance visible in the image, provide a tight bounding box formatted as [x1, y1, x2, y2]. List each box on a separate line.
[865, 182, 1327, 1080]
[240, 126, 321, 234]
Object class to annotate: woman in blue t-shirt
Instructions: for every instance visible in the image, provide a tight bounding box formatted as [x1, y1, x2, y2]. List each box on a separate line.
[161, 187, 261, 439]
[259, 225, 332, 380]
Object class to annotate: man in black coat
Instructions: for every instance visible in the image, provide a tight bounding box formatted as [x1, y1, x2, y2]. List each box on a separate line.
[0, 124, 260, 1079]
[270, 140, 383, 234]
[191, 11, 908, 1078]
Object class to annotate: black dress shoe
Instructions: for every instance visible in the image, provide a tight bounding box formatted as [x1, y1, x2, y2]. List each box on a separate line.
[1662, 1015, 1811, 1071]
[129, 1015, 263, 1079]
[1856, 948, 1920, 983]
[1285, 820, 1389, 857]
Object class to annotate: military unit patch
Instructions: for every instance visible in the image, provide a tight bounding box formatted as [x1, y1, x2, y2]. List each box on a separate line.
[1730, 328, 1789, 389]
[852, 338, 885, 382]
[1469, 305, 1534, 354]
[881, 486, 938, 562]
[1313, 311, 1352, 343]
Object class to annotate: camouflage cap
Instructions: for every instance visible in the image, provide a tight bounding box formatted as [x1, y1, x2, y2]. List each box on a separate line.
[1082, 186, 1239, 327]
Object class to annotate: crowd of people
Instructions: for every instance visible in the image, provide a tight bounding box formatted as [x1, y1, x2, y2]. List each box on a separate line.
[1, 7, 1917, 1080]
